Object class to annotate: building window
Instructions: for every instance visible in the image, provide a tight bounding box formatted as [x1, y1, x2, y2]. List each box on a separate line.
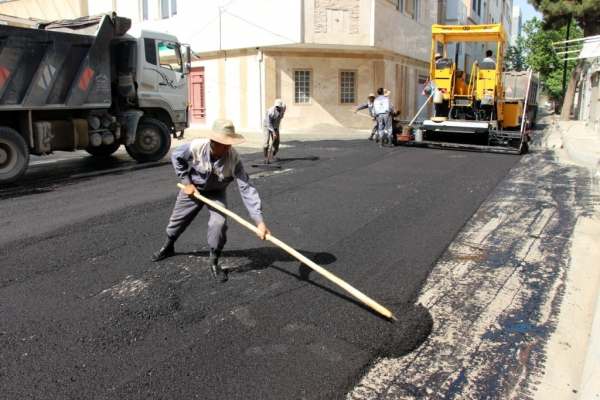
[294, 70, 311, 104]
[141, 0, 149, 21]
[340, 71, 356, 104]
[405, 0, 419, 20]
[160, 0, 177, 19]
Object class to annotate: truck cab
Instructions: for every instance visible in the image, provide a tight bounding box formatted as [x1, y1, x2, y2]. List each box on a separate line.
[0, 14, 191, 184]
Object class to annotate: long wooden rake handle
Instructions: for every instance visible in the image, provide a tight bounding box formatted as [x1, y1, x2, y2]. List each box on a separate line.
[177, 183, 396, 321]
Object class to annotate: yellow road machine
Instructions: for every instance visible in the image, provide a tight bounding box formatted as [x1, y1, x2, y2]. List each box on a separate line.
[403, 24, 538, 154]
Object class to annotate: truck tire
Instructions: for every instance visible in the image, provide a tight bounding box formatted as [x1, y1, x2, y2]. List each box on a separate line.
[0, 126, 29, 184]
[126, 118, 171, 162]
[85, 142, 121, 158]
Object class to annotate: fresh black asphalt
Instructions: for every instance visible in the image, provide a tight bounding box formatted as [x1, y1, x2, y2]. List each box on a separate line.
[0, 140, 519, 399]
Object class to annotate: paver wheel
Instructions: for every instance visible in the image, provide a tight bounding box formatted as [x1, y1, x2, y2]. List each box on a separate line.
[0, 126, 29, 184]
[126, 118, 171, 162]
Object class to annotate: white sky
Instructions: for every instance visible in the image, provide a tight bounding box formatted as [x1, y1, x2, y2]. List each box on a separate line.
[514, 0, 542, 24]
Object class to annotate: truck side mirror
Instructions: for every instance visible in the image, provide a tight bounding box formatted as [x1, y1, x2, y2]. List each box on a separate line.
[185, 45, 192, 74]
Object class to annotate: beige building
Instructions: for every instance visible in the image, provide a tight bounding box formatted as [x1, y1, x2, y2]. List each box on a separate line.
[0, 0, 439, 133]
[150, 0, 439, 133]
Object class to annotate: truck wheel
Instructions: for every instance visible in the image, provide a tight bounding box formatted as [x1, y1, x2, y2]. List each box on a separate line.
[126, 118, 171, 162]
[85, 142, 121, 157]
[0, 126, 29, 184]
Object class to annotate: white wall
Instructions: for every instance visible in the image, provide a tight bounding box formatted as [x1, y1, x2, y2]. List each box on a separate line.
[123, 0, 303, 54]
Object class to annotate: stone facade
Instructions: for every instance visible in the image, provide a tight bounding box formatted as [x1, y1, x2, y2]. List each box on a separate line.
[313, 0, 361, 35]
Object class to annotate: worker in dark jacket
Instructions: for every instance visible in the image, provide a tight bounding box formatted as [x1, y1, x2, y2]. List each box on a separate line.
[354, 93, 377, 141]
[152, 119, 271, 282]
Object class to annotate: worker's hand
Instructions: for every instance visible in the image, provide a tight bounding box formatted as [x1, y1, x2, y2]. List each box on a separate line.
[256, 222, 271, 240]
[272, 131, 279, 141]
[182, 183, 197, 196]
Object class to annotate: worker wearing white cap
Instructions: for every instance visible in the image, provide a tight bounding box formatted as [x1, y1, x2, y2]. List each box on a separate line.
[263, 99, 286, 162]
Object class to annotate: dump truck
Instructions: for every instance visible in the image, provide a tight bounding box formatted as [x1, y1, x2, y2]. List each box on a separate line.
[0, 13, 191, 184]
[398, 24, 538, 154]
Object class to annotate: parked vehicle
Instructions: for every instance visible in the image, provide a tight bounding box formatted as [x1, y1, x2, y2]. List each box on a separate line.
[0, 13, 191, 184]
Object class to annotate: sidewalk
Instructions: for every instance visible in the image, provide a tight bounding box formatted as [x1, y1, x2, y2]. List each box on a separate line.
[541, 116, 600, 400]
[545, 117, 600, 176]
[178, 125, 369, 152]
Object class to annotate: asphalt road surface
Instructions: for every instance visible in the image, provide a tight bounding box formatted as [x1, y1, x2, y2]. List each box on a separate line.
[0, 140, 519, 399]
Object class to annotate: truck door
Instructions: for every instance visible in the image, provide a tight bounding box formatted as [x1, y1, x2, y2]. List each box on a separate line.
[138, 37, 188, 125]
[155, 40, 187, 112]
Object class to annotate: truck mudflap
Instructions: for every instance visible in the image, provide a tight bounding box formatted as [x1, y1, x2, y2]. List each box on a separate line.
[119, 110, 144, 145]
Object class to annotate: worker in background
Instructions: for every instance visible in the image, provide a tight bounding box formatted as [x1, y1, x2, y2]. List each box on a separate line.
[152, 119, 271, 283]
[373, 87, 393, 146]
[481, 50, 496, 69]
[263, 99, 286, 162]
[354, 93, 377, 141]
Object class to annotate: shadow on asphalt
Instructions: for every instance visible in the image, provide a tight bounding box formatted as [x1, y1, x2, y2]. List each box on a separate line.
[180, 247, 434, 356]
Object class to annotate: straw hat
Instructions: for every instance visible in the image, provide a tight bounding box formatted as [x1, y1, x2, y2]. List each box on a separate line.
[209, 119, 245, 145]
[384, 89, 391, 96]
[368, 93, 376, 98]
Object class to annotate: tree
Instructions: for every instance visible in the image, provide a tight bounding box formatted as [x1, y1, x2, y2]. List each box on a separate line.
[528, 0, 600, 119]
[522, 18, 582, 106]
[528, 0, 600, 37]
[505, 35, 528, 72]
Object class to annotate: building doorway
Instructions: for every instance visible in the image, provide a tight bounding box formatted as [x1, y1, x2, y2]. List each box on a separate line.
[188, 67, 205, 124]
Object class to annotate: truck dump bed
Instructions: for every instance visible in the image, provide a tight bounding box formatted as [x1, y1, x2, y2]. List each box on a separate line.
[0, 14, 131, 110]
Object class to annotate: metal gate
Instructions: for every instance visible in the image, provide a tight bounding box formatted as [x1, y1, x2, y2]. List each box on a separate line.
[188, 66, 205, 123]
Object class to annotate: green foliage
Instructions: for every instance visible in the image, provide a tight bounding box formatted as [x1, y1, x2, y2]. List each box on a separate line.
[528, 0, 600, 36]
[522, 17, 582, 101]
[505, 36, 528, 72]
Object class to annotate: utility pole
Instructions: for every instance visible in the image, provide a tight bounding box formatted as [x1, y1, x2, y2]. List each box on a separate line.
[562, 17, 572, 97]
[218, 6, 223, 51]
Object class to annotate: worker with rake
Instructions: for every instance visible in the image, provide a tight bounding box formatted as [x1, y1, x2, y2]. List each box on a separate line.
[152, 119, 271, 283]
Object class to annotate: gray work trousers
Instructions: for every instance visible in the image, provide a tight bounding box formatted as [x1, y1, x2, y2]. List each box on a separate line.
[263, 128, 280, 156]
[369, 118, 377, 138]
[165, 190, 228, 251]
[376, 113, 392, 141]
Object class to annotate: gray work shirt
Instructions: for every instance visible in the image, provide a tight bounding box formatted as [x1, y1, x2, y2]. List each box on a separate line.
[264, 106, 285, 132]
[356, 101, 375, 117]
[172, 143, 263, 223]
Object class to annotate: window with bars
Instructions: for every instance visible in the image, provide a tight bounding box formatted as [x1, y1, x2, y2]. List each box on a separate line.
[340, 71, 356, 104]
[294, 70, 311, 104]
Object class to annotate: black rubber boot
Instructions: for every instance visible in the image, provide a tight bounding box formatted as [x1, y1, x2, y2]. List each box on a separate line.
[209, 250, 227, 282]
[152, 237, 175, 262]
